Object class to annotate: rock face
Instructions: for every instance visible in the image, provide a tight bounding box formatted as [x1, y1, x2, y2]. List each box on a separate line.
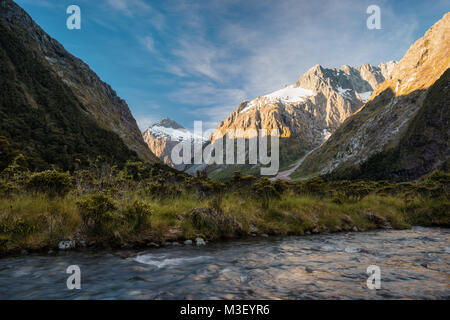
[0, 0, 157, 165]
[216, 62, 395, 144]
[294, 13, 450, 181]
[143, 117, 206, 169]
[206, 61, 395, 176]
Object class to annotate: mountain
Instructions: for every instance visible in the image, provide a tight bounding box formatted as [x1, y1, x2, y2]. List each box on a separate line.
[143, 117, 206, 169]
[0, 0, 157, 170]
[293, 13, 450, 181]
[201, 61, 396, 178]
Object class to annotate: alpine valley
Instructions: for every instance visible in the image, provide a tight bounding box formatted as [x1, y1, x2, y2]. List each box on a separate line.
[0, 0, 449, 302]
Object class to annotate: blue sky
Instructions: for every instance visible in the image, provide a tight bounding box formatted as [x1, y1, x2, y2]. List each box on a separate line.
[16, 0, 449, 131]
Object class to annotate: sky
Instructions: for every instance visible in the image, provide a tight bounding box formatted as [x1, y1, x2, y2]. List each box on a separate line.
[16, 0, 450, 131]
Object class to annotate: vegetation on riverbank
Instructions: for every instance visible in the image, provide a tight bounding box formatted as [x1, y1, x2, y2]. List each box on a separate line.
[0, 148, 449, 256]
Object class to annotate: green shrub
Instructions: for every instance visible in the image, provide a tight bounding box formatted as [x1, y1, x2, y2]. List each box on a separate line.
[0, 181, 18, 197]
[77, 193, 117, 235]
[188, 208, 244, 237]
[124, 200, 152, 231]
[10, 218, 37, 237]
[252, 178, 281, 208]
[145, 181, 181, 199]
[27, 170, 73, 197]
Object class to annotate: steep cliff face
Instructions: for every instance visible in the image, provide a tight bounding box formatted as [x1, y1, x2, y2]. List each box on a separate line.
[0, 0, 157, 164]
[204, 61, 395, 177]
[294, 13, 450, 181]
[143, 118, 205, 169]
[216, 62, 395, 143]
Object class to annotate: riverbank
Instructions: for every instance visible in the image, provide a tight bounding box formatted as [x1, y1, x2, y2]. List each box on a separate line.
[0, 191, 448, 258]
[0, 161, 448, 257]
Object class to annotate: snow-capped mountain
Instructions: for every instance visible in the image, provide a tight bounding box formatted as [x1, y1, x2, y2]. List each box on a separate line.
[143, 117, 206, 169]
[202, 61, 396, 178]
[214, 62, 396, 145]
[295, 13, 450, 181]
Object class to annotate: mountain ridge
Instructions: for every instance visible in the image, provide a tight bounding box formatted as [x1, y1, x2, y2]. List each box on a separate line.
[293, 12, 450, 181]
[199, 61, 396, 179]
[0, 0, 157, 163]
[143, 117, 206, 169]
[0, 0, 158, 170]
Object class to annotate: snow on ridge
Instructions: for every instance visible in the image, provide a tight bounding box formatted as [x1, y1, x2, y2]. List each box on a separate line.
[240, 85, 313, 114]
[357, 91, 372, 103]
[337, 86, 352, 97]
[264, 85, 314, 103]
[149, 126, 206, 142]
[240, 101, 255, 113]
[322, 128, 331, 141]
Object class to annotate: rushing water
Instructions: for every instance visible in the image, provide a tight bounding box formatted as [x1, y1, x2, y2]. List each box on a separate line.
[0, 227, 448, 299]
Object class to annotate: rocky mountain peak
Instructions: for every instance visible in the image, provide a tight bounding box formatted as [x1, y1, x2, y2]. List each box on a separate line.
[205, 61, 396, 177]
[143, 118, 205, 169]
[377, 61, 397, 79]
[151, 117, 184, 130]
[375, 13, 449, 97]
[294, 12, 449, 181]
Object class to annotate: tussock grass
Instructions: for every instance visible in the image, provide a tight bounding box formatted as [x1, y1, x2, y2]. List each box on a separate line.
[0, 189, 447, 256]
[0, 161, 448, 256]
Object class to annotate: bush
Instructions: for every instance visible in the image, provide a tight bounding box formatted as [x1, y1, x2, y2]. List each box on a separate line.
[188, 208, 244, 237]
[11, 218, 38, 237]
[0, 181, 18, 197]
[145, 181, 181, 199]
[124, 200, 152, 231]
[27, 170, 73, 197]
[252, 178, 281, 208]
[77, 193, 117, 235]
[293, 177, 326, 197]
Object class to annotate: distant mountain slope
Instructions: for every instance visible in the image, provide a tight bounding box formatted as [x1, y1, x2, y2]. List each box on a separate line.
[143, 117, 206, 169]
[0, 0, 157, 169]
[293, 12, 450, 181]
[198, 62, 395, 179]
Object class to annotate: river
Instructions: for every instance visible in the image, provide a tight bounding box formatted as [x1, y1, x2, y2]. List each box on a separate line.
[0, 227, 448, 299]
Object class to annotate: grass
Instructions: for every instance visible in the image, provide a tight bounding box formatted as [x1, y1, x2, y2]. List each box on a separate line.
[0, 159, 448, 257]
[1, 188, 447, 256]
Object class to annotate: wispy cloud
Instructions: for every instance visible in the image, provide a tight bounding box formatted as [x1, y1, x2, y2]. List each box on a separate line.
[106, 0, 150, 16]
[149, 0, 424, 128]
[141, 36, 156, 53]
[34, 0, 441, 132]
[135, 114, 159, 131]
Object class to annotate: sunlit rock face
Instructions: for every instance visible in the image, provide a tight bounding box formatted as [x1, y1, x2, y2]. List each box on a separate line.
[212, 62, 395, 167]
[295, 13, 450, 181]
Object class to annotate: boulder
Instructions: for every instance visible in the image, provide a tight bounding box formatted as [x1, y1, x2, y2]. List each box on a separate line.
[195, 237, 206, 246]
[58, 240, 76, 250]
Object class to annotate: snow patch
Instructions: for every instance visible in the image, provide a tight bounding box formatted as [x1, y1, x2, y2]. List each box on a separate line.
[357, 91, 372, 103]
[264, 85, 314, 103]
[148, 126, 206, 142]
[337, 86, 352, 97]
[322, 129, 331, 141]
[240, 85, 314, 114]
[240, 100, 256, 113]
